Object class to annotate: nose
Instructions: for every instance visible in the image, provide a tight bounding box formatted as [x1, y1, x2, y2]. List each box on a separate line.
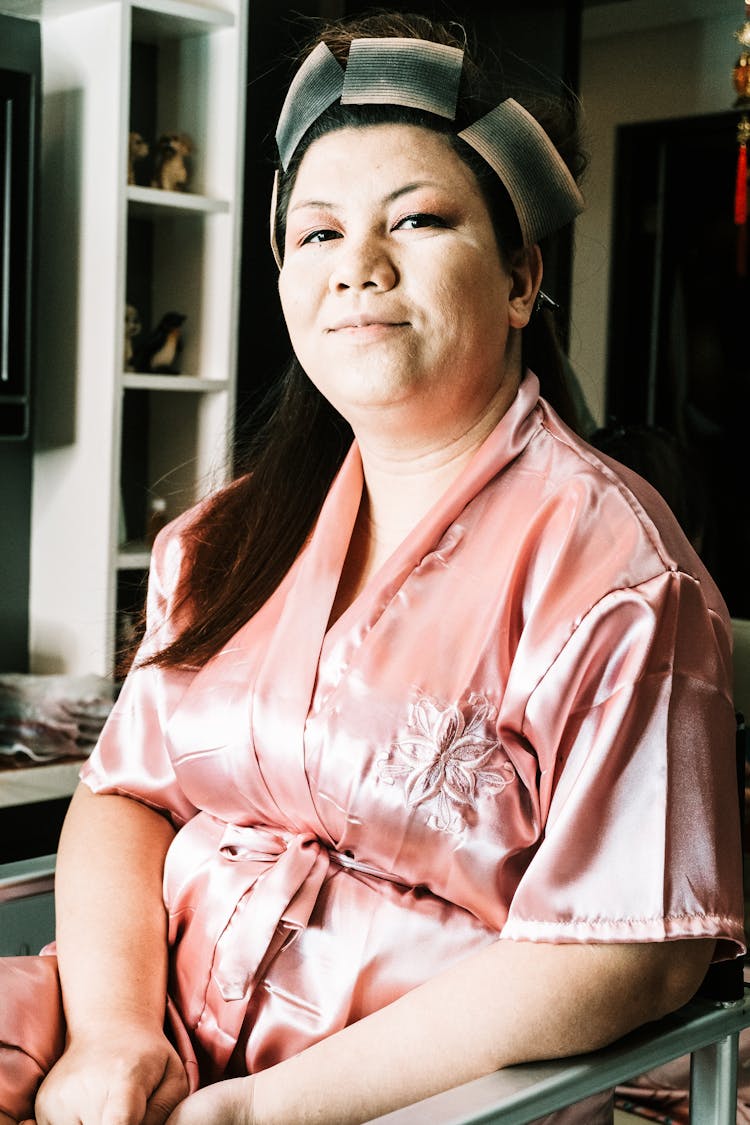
[328, 233, 398, 293]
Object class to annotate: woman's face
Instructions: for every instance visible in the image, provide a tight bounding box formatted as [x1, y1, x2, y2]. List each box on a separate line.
[278, 124, 537, 440]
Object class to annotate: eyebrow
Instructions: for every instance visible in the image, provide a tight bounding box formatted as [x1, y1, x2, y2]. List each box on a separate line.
[289, 180, 442, 214]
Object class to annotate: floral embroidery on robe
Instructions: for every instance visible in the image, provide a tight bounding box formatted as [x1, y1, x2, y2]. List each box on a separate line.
[378, 693, 516, 832]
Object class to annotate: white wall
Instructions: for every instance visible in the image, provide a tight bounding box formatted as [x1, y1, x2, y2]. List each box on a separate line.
[570, 0, 740, 423]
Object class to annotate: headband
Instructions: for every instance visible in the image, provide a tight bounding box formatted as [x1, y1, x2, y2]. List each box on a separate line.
[271, 37, 584, 266]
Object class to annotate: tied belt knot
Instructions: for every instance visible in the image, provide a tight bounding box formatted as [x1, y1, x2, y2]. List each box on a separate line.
[167, 816, 413, 1075]
[214, 823, 330, 1003]
[212, 822, 407, 1004]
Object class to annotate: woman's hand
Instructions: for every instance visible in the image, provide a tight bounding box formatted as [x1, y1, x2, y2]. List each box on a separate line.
[37, 786, 181, 1125]
[33, 1023, 189, 1125]
[164, 1077, 254, 1125]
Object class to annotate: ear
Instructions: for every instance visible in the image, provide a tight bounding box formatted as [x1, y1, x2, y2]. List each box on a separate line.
[507, 245, 543, 330]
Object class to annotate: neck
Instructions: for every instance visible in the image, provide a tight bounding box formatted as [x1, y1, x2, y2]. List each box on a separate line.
[327, 380, 519, 631]
[326, 359, 523, 629]
[354, 368, 521, 545]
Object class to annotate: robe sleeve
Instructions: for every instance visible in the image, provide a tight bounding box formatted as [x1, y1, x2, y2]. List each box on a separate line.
[79, 516, 200, 827]
[501, 567, 745, 960]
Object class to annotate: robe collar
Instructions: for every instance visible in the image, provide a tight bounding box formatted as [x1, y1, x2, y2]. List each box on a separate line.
[166, 371, 543, 828]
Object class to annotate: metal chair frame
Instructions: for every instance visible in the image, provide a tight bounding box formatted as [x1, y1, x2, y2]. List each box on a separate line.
[371, 990, 750, 1124]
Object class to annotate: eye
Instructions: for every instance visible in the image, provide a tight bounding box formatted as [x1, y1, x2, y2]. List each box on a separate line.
[301, 228, 342, 245]
[393, 212, 448, 231]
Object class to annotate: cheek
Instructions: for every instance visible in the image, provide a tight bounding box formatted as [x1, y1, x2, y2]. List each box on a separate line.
[439, 249, 492, 296]
[279, 262, 327, 327]
[278, 277, 310, 342]
[278, 271, 296, 317]
[431, 266, 493, 336]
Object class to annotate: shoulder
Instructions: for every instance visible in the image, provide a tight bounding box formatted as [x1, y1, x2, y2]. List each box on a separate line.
[475, 395, 732, 687]
[496, 408, 734, 730]
[521, 399, 724, 608]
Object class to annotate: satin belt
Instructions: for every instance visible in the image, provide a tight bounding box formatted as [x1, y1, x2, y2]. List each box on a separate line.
[212, 823, 410, 1004]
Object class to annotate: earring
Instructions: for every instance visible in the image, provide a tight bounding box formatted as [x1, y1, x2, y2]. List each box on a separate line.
[533, 290, 560, 317]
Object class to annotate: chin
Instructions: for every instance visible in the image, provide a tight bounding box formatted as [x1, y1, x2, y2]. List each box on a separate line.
[310, 370, 423, 412]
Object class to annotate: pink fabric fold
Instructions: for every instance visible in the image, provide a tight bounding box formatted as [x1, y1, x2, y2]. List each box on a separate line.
[0, 956, 63, 1120]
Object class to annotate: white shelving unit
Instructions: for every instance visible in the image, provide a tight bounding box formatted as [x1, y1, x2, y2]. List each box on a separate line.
[24, 0, 247, 675]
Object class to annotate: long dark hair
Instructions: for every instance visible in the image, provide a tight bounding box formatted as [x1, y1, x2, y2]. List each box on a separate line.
[142, 11, 587, 671]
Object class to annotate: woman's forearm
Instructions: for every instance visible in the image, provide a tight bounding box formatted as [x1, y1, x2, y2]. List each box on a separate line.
[250, 935, 714, 1124]
[54, 782, 175, 1035]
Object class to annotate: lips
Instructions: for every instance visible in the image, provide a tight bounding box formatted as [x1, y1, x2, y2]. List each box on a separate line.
[328, 314, 408, 331]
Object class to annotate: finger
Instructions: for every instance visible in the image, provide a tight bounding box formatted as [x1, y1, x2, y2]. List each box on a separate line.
[159, 1099, 191, 1125]
[142, 1084, 187, 1120]
[141, 1057, 190, 1125]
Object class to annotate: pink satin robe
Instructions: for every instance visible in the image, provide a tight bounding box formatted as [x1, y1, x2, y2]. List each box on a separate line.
[0, 373, 744, 1122]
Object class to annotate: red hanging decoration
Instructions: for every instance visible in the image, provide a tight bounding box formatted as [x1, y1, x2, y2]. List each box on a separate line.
[732, 4, 750, 276]
[735, 127, 748, 226]
[735, 117, 750, 276]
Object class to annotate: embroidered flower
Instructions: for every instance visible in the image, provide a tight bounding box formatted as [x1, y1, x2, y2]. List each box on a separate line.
[378, 693, 516, 833]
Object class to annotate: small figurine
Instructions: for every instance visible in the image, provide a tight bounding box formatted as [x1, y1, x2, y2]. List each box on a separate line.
[127, 132, 149, 185]
[151, 133, 193, 192]
[123, 304, 142, 371]
[133, 311, 186, 375]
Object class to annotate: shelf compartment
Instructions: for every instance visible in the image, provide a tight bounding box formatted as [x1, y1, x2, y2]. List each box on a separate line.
[126, 208, 234, 380]
[129, 6, 239, 200]
[119, 385, 227, 545]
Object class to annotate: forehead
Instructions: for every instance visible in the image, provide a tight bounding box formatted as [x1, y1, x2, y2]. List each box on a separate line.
[289, 122, 483, 201]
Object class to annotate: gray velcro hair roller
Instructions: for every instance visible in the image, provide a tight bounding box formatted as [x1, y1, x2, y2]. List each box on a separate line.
[272, 35, 585, 265]
[276, 42, 345, 173]
[341, 38, 463, 119]
[459, 100, 584, 245]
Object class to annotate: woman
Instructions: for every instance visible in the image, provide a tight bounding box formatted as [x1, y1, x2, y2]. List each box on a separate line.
[0, 12, 743, 1125]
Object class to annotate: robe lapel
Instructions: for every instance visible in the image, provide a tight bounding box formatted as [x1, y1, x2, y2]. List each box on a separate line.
[250, 445, 364, 832]
[164, 447, 362, 827]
